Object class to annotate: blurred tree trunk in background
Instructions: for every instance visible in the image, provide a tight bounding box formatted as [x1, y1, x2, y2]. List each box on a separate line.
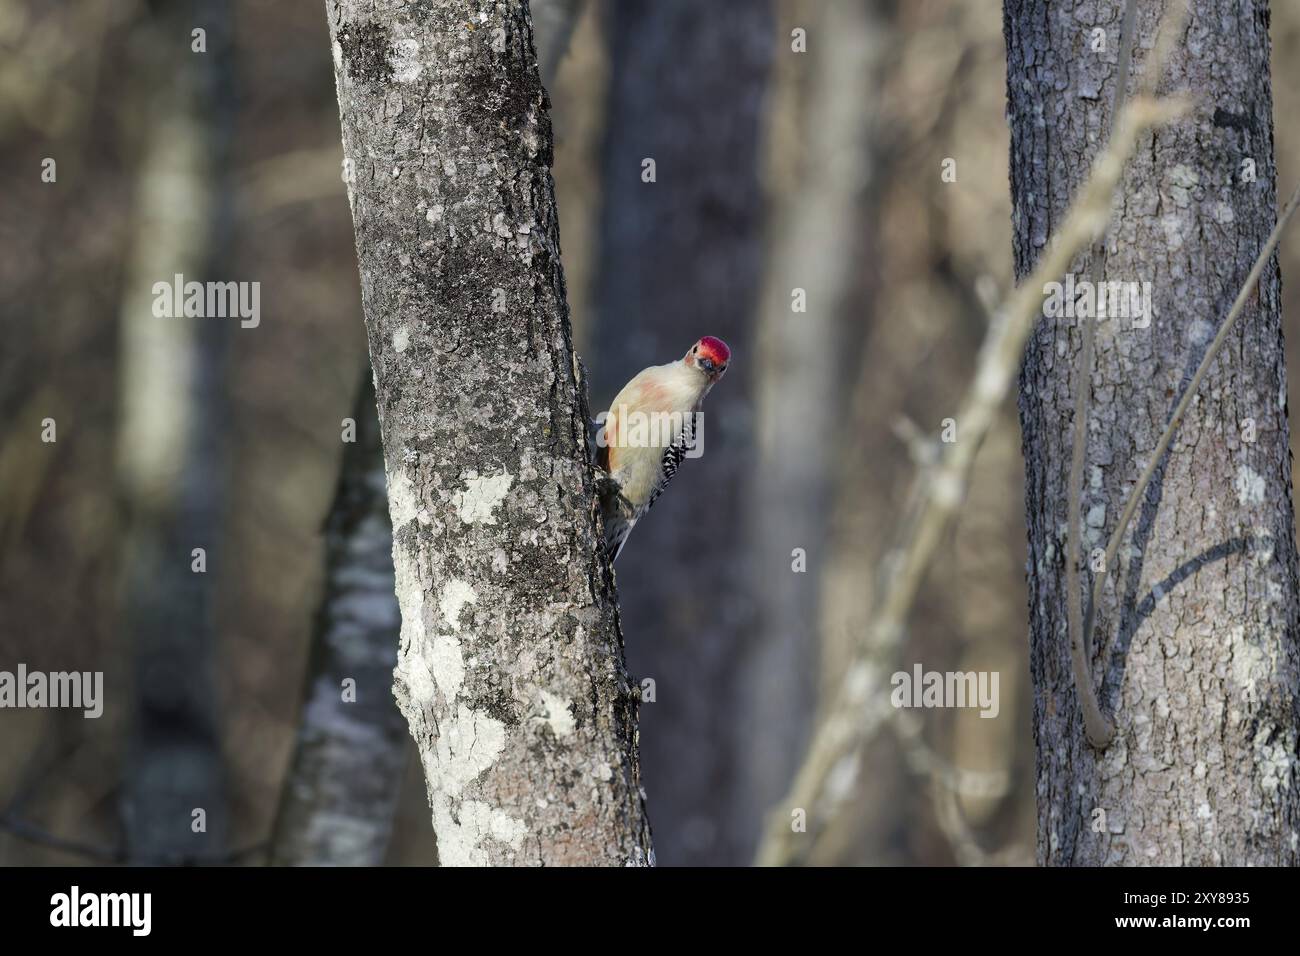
[325, 0, 652, 866]
[271, 375, 410, 866]
[591, 0, 773, 866]
[116, 0, 233, 863]
[811, 0, 1032, 866]
[1006, 0, 1300, 864]
[531, 0, 584, 88]
[544, 1, 609, 358]
[738, 0, 887, 859]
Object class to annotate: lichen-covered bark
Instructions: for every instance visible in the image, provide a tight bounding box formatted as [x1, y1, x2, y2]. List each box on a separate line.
[271, 374, 409, 866]
[1005, 0, 1300, 864]
[324, 0, 652, 866]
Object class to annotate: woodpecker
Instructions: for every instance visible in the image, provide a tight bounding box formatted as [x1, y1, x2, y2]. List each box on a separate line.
[595, 336, 731, 563]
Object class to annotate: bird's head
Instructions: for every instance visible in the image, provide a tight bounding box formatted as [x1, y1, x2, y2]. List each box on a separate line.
[684, 335, 731, 382]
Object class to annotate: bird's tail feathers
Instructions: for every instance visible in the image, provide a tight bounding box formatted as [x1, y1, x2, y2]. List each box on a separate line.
[598, 481, 636, 564]
[604, 516, 635, 564]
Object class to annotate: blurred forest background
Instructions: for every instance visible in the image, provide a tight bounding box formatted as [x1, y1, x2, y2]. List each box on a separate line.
[2, 0, 1299, 866]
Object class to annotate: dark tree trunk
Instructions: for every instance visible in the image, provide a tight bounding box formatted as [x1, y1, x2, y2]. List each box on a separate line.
[591, 0, 773, 866]
[271, 374, 409, 866]
[118, 0, 234, 864]
[1005, 0, 1300, 864]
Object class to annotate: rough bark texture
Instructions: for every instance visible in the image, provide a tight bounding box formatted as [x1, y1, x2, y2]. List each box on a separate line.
[325, 0, 652, 866]
[592, 0, 772, 866]
[1005, 0, 1300, 864]
[271, 375, 409, 866]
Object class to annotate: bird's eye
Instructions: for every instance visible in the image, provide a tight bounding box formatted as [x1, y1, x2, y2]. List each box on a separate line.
[692, 346, 698, 353]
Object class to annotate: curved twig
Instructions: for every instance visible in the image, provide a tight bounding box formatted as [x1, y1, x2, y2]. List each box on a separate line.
[1066, 0, 1140, 749]
[1087, 180, 1300, 698]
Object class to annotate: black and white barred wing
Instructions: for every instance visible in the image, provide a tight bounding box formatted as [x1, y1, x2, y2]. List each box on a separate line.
[602, 412, 701, 564]
[645, 412, 699, 512]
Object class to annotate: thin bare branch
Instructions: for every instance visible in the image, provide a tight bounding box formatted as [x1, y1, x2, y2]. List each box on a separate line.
[1066, 0, 1142, 749]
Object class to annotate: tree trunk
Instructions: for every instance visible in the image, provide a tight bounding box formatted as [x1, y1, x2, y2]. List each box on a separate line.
[1006, 0, 1300, 864]
[739, 0, 886, 858]
[117, 0, 233, 863]
[271, 374, 410, 866]
[324, 0, 653, 866]
[591, 0, 772, 866]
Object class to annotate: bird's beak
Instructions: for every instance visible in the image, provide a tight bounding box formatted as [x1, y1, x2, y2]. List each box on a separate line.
[699, 357, 716, 374]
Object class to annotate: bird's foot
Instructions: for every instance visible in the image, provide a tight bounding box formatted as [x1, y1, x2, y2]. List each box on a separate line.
[594, 473, 634, 512]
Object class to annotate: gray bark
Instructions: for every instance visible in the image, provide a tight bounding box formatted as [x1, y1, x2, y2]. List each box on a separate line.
[325, 0, 652, 866]
[271, 374, 409, 866]
[592, 0, 773, 866]
[1006, 0, 1300, 864]
[117, 0, 233, 863]
[272, 0, 577, 869]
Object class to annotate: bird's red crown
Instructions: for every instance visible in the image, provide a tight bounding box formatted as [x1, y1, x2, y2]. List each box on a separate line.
[696, 336, 731, 365]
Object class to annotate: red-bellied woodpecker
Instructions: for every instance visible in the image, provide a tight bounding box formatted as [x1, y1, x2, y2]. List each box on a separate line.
[595, 336, 731, 562]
